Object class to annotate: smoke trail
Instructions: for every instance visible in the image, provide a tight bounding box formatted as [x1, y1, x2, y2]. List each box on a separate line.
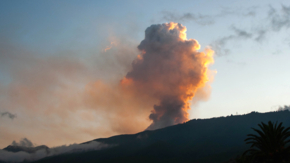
[121, 22, 214, 130]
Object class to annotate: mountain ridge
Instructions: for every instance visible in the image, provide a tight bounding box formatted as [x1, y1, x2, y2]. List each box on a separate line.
[3, 110, 290, 163]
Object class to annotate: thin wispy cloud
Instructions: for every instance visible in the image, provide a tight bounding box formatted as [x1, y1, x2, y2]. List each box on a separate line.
[160, 5, 290, 56]
[269, 5, 290, 31]
[160, 6, 257, 25]
[210, 5, 290, 56]
[210, 26, 253, 56]
[0, 111, 16, 119]
[161, 11, 214, 25]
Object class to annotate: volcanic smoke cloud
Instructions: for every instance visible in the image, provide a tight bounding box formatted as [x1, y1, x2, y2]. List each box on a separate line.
[122, 22, 214, 130]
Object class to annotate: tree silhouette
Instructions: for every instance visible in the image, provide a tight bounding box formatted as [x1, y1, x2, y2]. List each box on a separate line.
[242, 121, 290, 163]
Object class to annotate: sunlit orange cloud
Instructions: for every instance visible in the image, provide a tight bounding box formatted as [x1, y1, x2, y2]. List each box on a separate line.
[167, 22, 187, 40]
[120, 22, 215, 130]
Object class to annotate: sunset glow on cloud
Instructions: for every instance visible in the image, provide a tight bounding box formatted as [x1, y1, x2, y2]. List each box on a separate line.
[0, 0, 290, 151]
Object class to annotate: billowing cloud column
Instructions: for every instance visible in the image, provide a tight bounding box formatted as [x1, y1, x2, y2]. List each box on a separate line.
[122, 22, 214, 130]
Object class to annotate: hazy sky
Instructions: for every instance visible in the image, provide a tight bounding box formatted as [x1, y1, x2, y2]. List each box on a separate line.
[1, 0, 290, 148]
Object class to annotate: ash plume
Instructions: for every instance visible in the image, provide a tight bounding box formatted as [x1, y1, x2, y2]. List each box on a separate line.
[122, 23, 215, 130]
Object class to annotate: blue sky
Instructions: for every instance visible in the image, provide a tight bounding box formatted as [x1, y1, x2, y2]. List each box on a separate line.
[0, 0, 290, 148]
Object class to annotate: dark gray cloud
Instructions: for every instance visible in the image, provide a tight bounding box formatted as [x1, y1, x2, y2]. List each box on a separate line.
[160, 6, 257, 25]
[277, 105, 290, 111]
[231, 26, 253, 38]
[211, 4, 290, 56]
[163, 5, 290, 56]
[0, 111, 16, 119]
[269, 5, 290, 31]
[11, 138, 34, 147]
[161, 11, 214, 25]
[217, 6, 257, 17]
[252, 4, 290, 41]
[254, 29, 267, 42]
[211, 26, 253, 56]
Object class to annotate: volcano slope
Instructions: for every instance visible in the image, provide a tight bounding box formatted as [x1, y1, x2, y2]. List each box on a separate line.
[19, 110, 290, 163]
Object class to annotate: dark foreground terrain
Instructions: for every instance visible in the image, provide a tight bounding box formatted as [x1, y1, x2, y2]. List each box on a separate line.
[3, 110, 290, 163]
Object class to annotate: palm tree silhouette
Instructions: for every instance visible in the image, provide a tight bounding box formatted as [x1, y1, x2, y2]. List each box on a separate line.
[243, 121, 290, 163]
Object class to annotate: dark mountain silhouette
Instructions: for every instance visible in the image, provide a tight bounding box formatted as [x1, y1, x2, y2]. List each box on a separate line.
[3, 110, 290, 163]
[3, 145, 49, 154]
